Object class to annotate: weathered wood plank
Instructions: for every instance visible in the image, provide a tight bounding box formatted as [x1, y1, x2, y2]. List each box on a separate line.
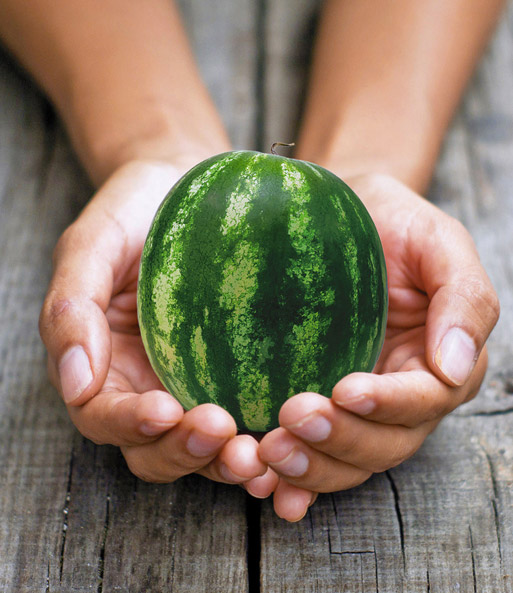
[177, 0, 259, 150]
[0, 0, 260, 588]
[0, 51, 88, 592]
[2, 0, 513, 591]
[259, 1, 513, 591]
[261, 415, 512, 593]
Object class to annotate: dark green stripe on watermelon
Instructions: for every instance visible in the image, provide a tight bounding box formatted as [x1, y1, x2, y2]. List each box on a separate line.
[137, 151, 388, 432]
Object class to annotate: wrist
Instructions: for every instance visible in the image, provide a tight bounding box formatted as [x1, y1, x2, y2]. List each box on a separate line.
[64, 102, 232, 186]
[296, 115, 438, 195]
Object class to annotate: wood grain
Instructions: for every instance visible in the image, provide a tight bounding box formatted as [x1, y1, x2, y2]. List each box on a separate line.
[1, 0, 513, 591]
[259, 1, 513, 592]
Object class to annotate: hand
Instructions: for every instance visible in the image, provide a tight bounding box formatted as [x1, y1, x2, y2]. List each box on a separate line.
[258, 173, 500, 521]
[39, 160, 267, 486]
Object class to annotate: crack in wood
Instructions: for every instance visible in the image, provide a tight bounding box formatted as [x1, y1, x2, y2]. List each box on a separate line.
[327, 493, 340, 555]
[59, 448, 74, 583]
[330, 550, 375, 555]
[46, 561, 50, 593]
[255, 0, 268, 151]
[468, 526, 477, 593]
[385, 471, 405, 570]
[462, 407, 513, 417]
[246, 494, 261, 593]
[480, 443, 504, 568]
[97, 494, 111, 593]
[373, 541, 379, 592]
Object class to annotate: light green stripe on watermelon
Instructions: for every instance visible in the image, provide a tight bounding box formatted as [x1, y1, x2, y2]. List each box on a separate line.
[190, 324, 218, 399]
[327, 192, 361, 370]
[281, 161, 334, 395]
[139, 153, 240, 408]
[218, 155, 273, 430]
[362, 250, 382, 369]
[338, 187, 385, 369]
[221, 154, 263, 234]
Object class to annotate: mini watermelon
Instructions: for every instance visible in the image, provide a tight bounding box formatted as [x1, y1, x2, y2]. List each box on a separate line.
[137, 150, 387, 432]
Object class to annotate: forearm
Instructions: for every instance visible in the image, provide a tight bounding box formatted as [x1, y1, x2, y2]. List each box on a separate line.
[296, 0, 505, 193]
[0, 0, 230, 185]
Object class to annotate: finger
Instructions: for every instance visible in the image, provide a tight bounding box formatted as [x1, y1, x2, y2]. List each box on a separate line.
[39, 219, 119, 406]
[275, 393, 437, 473]
[68, 389, 184, 446]
[418, 217, 499, 386]
[39, 162, 178, 407]
[332, 349, 487, 427]
[272, 480, 316, 522]
[200, 434, 267, 484]
[121, 404, 237, 483]
[259, 427, 373, 492]
[244, 468, 280, 499]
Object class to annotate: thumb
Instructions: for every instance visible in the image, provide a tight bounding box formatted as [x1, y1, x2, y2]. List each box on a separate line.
[423, 221, 500, 386]
[39, 160, 182, 406]
[39, 219, 118, 406]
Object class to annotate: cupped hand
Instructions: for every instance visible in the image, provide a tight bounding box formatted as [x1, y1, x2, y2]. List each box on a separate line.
[258, 172, 500, 521]
[39, 160, 267, 486]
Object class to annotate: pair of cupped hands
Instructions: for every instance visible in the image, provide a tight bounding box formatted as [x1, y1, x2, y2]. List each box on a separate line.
[39, 157, 499, 522]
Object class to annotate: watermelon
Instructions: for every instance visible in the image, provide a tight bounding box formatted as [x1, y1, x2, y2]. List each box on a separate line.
[137, 150, 388, 432]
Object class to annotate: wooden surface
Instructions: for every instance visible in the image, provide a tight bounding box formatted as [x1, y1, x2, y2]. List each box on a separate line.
[1, 1, 513, 591]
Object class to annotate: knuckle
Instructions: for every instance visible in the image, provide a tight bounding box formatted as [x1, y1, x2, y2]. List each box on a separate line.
[123, 454, 175, 484]
[78, 426, 104, 446]
[423, 395, 451, 424]
[314, 469, 372, 493]
[336, 430, 362, 458]
[372, 436, 418, 473]
[458, 278, 500, 332]
[126, 461, 156, 483]
[39, 293, 75, 340]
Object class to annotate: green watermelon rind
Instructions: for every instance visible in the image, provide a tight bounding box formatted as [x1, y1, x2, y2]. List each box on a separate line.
[137, 150, 388, 432]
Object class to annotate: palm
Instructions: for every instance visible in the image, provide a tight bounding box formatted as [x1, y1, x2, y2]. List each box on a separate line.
[104, 266, 163, 396]
[348, 175, 434, 378]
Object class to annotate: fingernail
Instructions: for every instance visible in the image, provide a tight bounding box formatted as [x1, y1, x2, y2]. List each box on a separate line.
[245, 475, 272, 499]
[270, 449, 309, 477]
[436, 327, 477, 385]
[220, 463, 246, 483]
[59, 346, 93, 403]
[186, 431, 226, 457]
[140, 421, 176, 436]
[287, 413, 332, 442]
[335, 394, 376, 416]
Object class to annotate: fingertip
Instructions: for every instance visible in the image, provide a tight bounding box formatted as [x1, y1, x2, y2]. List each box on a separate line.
[41, 297, 112, 406]
[258, 428, 292, 463]
[433, 327, 477, 386]
[59, 345, 94, 405]
[191, 403, 238, 437]
[332, 373, 373, 399]
[137, 390, 184, 436]
[226, 435, 267, 477]
[273, 481, 314, 522]
[331, 373, 377, 416]
[244, 468, 279, 498]
[183, 405, 238, 458]
[278, 392, 326, 426]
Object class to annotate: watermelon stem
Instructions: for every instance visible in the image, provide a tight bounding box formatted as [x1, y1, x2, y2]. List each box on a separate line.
[270, 142, 295, 155]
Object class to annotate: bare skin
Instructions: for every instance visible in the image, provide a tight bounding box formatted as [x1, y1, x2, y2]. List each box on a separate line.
[0, 0, 501, 521]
